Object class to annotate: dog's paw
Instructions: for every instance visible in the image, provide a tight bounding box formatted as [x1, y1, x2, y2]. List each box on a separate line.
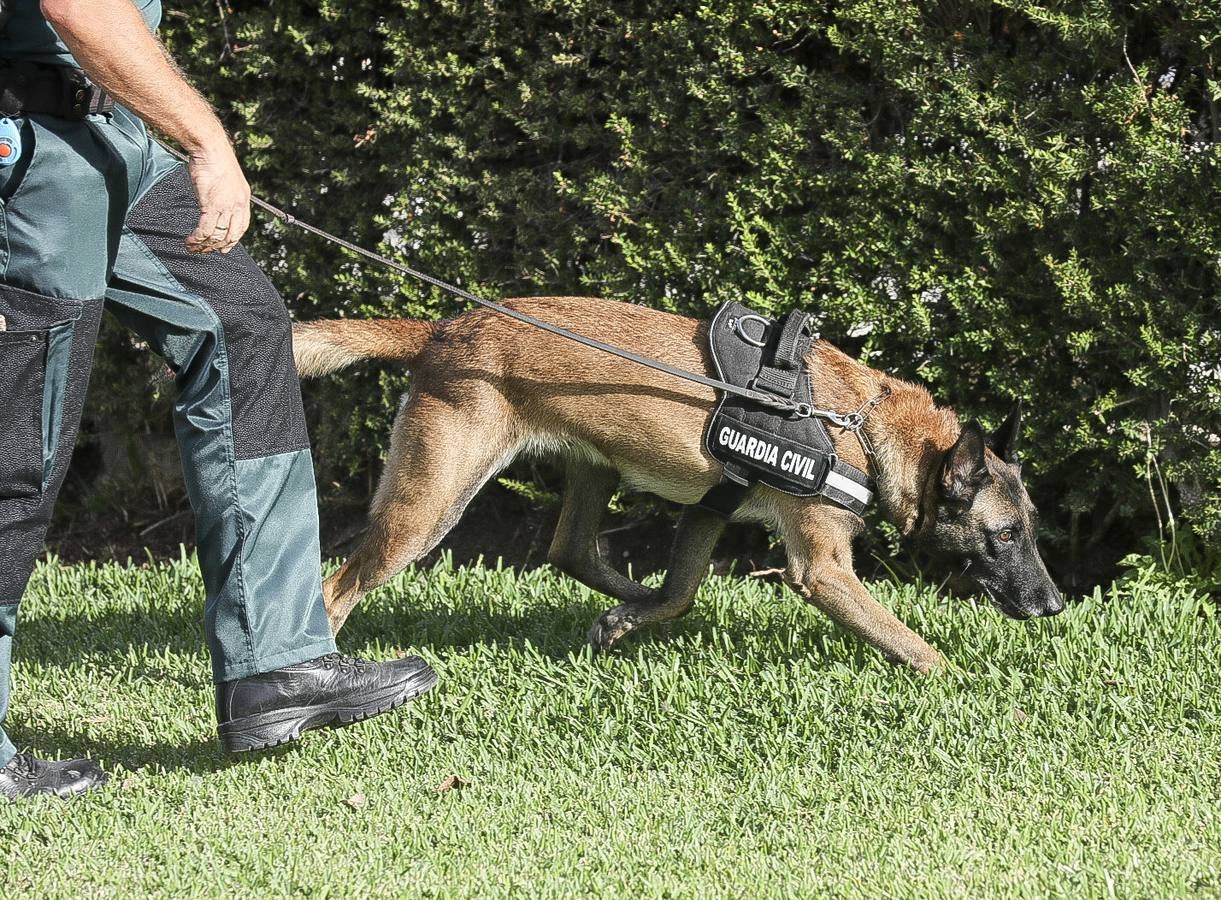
[897, 646, 942, 674]
[587, 606, 641, 651]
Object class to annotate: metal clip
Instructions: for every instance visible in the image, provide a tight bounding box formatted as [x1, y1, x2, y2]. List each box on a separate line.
[731, 314, 769, 348]
[813, 409, 852, 429]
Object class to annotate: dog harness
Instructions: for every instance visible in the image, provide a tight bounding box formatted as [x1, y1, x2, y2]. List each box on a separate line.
[699, 301, 880, 518]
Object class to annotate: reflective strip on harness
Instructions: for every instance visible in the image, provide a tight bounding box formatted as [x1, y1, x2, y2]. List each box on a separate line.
[825, 468, 873, 508]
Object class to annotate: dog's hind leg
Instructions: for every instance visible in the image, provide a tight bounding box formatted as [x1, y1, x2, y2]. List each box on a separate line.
[587, 504, 728, 651]
[547, 459, 654, 605]
[324, 391, 519, 633]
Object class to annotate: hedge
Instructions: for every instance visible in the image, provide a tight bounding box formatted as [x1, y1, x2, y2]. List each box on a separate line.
[83, 0, 1221, 584]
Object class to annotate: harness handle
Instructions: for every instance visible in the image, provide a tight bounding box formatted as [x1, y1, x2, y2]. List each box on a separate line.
[772, 310, 815, 370]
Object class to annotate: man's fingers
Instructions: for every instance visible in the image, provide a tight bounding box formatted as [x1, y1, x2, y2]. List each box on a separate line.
[188, 207, 222, 251]
[221, 204, 252, 254]
[211, 211, 235, 253]
[189, 205, 249, 253]
[189, 198, 251, 253]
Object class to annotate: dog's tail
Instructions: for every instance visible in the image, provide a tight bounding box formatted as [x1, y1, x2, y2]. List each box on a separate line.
[293, 319, 435, 377]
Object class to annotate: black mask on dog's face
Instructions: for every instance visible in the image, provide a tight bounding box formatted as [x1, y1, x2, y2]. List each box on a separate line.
[917, 408, 1063, 620]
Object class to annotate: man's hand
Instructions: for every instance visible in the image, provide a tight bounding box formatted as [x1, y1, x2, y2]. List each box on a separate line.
[42, 0, 253, 254]
[186, 145, 252, 254]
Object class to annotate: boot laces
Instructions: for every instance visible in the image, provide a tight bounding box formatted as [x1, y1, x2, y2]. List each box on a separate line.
[6, 752, 45, 780]
[319, 652, 370, 674]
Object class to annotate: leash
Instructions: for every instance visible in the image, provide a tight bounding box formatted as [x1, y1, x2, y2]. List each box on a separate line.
[160, 143, 804, 415]
[159, 142, 890, 439]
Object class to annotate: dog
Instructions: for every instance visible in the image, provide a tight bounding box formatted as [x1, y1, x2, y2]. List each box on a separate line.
[293, 296, 1063, 672]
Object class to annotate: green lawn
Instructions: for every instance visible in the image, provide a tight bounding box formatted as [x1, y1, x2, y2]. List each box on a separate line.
[1, 555, 1218, 897]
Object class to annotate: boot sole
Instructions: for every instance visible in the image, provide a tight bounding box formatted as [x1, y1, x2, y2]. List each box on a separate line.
[217, 667, 439, 753]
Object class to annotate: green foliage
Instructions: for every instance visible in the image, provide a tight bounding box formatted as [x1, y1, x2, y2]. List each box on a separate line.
[1120, 525, 1221, 600]
[119, 1, 1221, 573]
[3, 557, 1220, 894]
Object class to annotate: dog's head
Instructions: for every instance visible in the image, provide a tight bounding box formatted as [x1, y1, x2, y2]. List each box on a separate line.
[915, 405, 1063, 620]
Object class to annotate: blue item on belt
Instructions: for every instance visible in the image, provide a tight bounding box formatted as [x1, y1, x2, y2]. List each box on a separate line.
[0, 117, 21, 167]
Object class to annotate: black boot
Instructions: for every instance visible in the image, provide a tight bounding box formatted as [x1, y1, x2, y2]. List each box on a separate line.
[216, 652, 437, 753]
[0, 752, 108, 800]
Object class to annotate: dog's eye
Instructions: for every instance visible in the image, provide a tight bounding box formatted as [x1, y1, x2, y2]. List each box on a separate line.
[998, 530, 1014, 543]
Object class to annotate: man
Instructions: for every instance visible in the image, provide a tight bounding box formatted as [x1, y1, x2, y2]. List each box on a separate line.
[0, 0, 437, 800]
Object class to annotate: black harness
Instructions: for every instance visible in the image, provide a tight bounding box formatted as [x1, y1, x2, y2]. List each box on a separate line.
[699, 301, 880, 519]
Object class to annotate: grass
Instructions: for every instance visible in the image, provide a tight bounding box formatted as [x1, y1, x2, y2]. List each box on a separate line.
[1, 553, 1219, 898]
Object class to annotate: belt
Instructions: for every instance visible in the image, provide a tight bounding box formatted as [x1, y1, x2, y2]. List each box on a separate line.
[0, 60, 114, 120]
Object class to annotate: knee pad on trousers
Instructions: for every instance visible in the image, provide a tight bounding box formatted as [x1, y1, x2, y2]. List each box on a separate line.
[126, 168, 311, 460]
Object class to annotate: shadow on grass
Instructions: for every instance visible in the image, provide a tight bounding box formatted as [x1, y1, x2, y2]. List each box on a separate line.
[7, 570, 867, 772]
[340, 587, 858, 671]
[13, 571, 850, 673]
[9, 721, 247, 776]
[14, 603, 207, 668]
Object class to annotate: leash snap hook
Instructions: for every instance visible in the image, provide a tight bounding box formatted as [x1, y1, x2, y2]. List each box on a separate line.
[816, 409, 852, 429]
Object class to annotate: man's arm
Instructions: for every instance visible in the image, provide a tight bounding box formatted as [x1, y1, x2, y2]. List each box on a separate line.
[41, 0, 250, 253]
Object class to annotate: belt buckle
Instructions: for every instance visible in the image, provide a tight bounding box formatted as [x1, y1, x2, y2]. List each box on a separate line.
[61, 68, 91, 120]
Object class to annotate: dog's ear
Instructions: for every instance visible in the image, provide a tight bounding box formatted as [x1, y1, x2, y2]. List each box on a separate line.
[942, 421, 990, 504]
[987, 403, 1022, 465]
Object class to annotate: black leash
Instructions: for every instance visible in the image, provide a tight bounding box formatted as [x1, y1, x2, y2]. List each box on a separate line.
[161, 141, 899, 448]
[159, 142, 805, 415]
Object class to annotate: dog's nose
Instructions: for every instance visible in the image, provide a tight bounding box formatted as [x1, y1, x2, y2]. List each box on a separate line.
[1042, 590, 1064, 617]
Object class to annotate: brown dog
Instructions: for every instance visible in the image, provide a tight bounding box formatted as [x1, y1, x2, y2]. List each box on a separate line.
[294, 296, 1062, 672]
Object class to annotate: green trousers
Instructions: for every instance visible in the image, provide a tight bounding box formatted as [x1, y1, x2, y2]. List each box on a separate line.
[0, 107, 336, 768]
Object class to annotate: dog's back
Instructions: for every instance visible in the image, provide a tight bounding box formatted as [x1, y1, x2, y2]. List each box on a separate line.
[295, 298, 731, 492]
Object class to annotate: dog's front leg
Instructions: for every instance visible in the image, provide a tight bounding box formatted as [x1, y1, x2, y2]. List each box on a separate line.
[786, 552, 941, 673]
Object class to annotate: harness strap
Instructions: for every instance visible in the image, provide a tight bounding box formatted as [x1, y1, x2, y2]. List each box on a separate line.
[696, 481, 752, 518]
[822, 459, 874, 515]
[751, 310, 814, 400]
[697, 455, 874, 520]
